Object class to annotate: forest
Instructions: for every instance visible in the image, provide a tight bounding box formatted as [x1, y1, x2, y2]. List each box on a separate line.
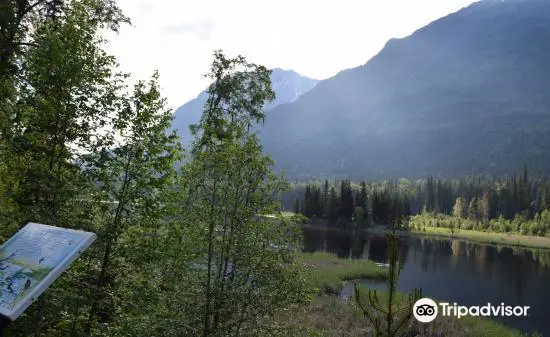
[291, 170, 550, 236]
[0, 1, 312, 336]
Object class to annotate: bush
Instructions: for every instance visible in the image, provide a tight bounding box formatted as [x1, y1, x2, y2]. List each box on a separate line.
[410, 210, 550, 238]
[462, 222, 473, 230]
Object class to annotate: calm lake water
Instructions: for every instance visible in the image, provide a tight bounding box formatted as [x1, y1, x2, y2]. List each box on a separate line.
[302, 227, 550, 336]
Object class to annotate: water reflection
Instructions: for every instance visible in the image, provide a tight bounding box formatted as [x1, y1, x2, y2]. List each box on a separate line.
[302, 227, 550, 336]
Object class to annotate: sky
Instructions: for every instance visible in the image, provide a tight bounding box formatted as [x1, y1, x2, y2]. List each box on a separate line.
[105, 0, 478, 109]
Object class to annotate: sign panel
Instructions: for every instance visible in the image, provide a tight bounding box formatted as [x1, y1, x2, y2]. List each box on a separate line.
[0, 223, 96, 320]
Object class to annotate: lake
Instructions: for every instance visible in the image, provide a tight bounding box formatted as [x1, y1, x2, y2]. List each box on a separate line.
[302, 227, 550, 336]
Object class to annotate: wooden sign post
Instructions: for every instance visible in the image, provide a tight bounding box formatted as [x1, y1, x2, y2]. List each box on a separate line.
[0, 223, 97, 334]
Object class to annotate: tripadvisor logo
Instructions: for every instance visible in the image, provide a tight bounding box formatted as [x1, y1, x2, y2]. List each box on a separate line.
[413, 298, 531, 323]
[413, 298, 438, 323]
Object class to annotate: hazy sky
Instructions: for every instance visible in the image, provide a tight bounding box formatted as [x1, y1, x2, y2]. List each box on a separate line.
[105, 0, 478, 109]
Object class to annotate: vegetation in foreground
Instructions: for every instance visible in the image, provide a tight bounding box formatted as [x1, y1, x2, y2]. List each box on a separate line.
[1, 2, 310, 335]
[285, 246, 535, 337]
[276, 295, 531, 337]
[353, 232, 421, 337]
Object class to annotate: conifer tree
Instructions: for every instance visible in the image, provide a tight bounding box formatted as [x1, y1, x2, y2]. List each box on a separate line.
[293, 198, 301, 214]
[355, 231, 421, 337]
[480, 192, 490, 223]
[453, 197, 466, 219]
[340, 179, 354, 219]
[327, 186, 340, 224]
[322, 179, 329, 217]
[468, 197, 478, 221]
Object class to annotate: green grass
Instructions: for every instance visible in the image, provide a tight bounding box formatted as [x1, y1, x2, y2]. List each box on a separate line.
[276, 295, 530, 337]
[410, 226, 550, 250]
[280, 211, 298, 218]
[274, 296, 365, 337]
[456, 314, 533, 337]
[261, 211, 308, 224]
[407, 212, 550, 249]
[297, 252, 387, 294]
[276, 288, 532, 337]
[353, 285, 529, 336]
[353, 283, 408, 304]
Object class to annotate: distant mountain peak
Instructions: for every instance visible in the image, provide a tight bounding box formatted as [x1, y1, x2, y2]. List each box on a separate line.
[271, 67, 296, 73]
[170, 69, 319, 145]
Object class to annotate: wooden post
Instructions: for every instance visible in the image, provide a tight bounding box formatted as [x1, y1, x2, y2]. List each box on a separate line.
[0, 314, 12, 337]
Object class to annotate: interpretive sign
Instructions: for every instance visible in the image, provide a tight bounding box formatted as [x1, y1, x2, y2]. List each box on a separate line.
[0, 223, 96, 321]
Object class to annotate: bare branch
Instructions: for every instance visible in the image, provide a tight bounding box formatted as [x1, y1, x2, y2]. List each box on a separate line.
[17, 42, 39, 47]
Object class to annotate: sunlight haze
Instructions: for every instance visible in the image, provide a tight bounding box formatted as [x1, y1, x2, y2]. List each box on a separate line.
[106, 0, 478, 108]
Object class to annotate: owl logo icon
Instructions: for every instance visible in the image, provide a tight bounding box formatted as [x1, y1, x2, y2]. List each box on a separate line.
[413, 298, 438, 323]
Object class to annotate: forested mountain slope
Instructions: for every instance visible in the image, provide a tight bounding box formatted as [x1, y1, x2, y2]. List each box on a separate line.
[261, 0, 550, 179]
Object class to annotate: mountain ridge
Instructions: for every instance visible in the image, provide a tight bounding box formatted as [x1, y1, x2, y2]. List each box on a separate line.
[260, 0, 550, 179]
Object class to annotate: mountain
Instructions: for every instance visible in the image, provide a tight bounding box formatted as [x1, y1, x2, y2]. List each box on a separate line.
[171, 68, 319, 145]
[261, 0, 550, 180]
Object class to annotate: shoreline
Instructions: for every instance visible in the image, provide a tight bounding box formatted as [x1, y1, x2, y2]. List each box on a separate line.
[407, 226, 550, 250]
[289, 251, 526, 337]
[301, 223, 550, 250]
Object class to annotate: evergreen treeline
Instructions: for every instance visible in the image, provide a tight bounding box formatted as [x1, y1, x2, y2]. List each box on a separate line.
[294, 180, 411, 228]
[294, 170, 550, 234]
